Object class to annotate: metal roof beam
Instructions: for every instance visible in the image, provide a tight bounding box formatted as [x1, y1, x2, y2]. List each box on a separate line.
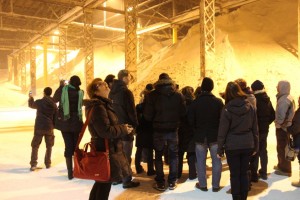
[0, 11, 58, 22]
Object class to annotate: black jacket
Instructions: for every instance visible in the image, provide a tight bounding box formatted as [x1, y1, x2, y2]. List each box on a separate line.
[53, 85, 83, 132]
[287, 108, 300, 136]
[143, 78, 186, 133]
[178, 97, 194, 152]
[84, 97, 131, 182]
[135, 102, 153, 148]
[28, 96, 57, 132]
[254, 92, 275, 133]
[109, 80, 138, 141]
[217, 97, 259, 155]
[188, 92, 224, 144]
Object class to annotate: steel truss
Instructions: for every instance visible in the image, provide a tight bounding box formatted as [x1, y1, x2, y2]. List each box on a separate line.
[13, 56, 19, 86]
[125, 0, 138, 82]
[20, 51, 26, 93]
[59, 26, 68, 79]
[8, 56, 13, 81]
[83, 10, 94, 85]
[200, 0, 215, 78]
[30, 45, 37, 95]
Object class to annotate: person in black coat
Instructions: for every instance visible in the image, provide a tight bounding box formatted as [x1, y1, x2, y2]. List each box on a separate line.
[135, 83, 156, 176]
[85, 78, 139, 200]
[144, 73, 186, 191]
[28, 87, 57, 171]
[217, 81, 259, 200]
[287, 95, 300, 187]
[250, 80, 275, 181]
[188, 78, 224, 192]
[53, 75, 84, 180]
[178, 86, 197, 180]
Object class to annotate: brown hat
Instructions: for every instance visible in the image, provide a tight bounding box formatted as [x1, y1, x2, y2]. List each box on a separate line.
[117, 69, 129, 80]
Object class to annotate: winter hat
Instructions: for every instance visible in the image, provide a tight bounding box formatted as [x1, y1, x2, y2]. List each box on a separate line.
[201, 77, 214, 92]
[159, 73, 171, 80]
[251, 80, 264, 91]
[69, 75, 81, 87]
[118, 69, 129, 80]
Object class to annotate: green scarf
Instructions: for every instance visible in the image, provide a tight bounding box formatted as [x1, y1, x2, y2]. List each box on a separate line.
[61, 85, 84, 121]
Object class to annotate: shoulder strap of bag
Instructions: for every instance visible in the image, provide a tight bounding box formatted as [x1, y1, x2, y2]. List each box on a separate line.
[75, 107, 94, 149]
[75, 107, 109, 153]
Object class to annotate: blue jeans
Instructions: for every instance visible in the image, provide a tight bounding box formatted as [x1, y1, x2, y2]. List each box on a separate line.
[153, 131, 178, 184]
[195, 143, 222, 188]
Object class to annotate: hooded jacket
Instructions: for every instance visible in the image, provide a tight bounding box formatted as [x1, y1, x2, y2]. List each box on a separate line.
[84, 97, 131, 182]
[109, 80, 138, 141]
[217, 97, 259, 154]
[254, 91, 275, 133]
[28, 96, 57, 132]
[143, 78, 186, 132]
[275, 81, 295, 129]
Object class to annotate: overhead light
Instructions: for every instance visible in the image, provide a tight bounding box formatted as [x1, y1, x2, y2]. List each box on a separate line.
[54, 30, 60, 35]
[127, 6, 133, 12]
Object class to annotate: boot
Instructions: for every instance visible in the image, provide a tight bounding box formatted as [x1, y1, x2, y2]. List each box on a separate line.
[65, 157, 73, 180]
[292, 166, 300, 187]
[241, 191, 248, 200]
[232, 195, 241, 200]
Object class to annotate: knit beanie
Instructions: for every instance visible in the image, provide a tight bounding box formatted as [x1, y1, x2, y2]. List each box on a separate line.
[201, 77, 214, 92]
[251, 80, 264, 91]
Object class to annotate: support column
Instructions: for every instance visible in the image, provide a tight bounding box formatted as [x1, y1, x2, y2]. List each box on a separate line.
[20, 51, 26, 93]
[199, 0, 215, 78]
[83, 9, 94, 85]
[172, 25, 178, 44]
[124, 0, 138, 82]
[59, 25, 67, 79]
[7, 56, 12, 81]
[30, 45, 37, 95]
[13, 56, 18, 86]
[43, 37, 48, 87]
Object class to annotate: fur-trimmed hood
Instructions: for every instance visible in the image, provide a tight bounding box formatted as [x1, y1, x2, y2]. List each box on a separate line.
[154, 78, 176, 96]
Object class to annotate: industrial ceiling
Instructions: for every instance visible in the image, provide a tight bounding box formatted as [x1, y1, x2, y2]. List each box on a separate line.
[0, 0, 259, 57]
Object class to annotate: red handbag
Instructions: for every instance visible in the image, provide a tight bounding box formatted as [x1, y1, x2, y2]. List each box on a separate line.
[73, 108, 111, 181]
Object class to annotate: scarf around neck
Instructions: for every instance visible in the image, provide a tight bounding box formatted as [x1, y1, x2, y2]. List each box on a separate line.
[61, 84, 84, 121]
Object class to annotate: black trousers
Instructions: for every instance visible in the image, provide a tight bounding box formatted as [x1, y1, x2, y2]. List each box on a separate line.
[135, 147, 154, 172]
[226, 149, 252, 197]
[250, 133, 268, 176]
[61, 131, 80, 157]
[276, 128, 291, 173]
[89, 182, 111, 200]
[178, 151, 196, 179]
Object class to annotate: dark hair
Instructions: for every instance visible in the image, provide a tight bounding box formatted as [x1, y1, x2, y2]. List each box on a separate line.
[117, 69, 129, 80]
[86, 78, 103, 99]
[159, 73, 170, 80]
[69, 75, 81, 90]
[145, 83, 154, 91]
[44, 87, 52, 96]
[235, 78, 247, 90]
[104, 74, 115, 84]
[194, 86, 202, 98]
[224, 81, 247, 104]
[181, 86, 195, 100]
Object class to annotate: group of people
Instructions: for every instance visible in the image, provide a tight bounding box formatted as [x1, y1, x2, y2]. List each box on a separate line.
[27, 70, 300, 200]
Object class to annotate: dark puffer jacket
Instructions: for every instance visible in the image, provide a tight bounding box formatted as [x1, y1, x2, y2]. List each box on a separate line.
[217, 97, 259, 155]
[254, 91, 275, 133]
[109, 80, 138, 141]
[143, 78, 186, 133]
[188, 92, 224, 145]
[287, 108, 300, 136]
[28, 96, 57, 132]
[53, 85, 83, 132]
[135, 102, 153, 148]
[84, 97, 131, 182]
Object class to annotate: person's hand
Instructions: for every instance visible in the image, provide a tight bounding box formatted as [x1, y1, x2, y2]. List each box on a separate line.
[124, 124, 133, 134]
[217, 153, 224, 159]
[28, 91, 33, 98]
[252, 151, 257, 156]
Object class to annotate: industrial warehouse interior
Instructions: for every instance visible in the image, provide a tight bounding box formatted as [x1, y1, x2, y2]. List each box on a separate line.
[1, 0, 300, 199]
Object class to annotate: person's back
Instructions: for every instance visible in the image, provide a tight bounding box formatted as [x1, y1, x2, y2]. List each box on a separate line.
[144, 76, 186, 132]
[143, 73, 186, 191]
